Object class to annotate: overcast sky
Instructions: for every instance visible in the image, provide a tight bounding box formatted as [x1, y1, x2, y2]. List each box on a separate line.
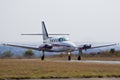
[0, 0, 120, 43]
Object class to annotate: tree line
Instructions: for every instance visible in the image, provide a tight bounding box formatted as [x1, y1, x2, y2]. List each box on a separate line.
[0, 48, 120, 59]
[0, 49, 35, 59]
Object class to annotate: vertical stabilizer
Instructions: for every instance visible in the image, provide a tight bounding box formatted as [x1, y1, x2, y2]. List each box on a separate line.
[42, 21, 49, 40]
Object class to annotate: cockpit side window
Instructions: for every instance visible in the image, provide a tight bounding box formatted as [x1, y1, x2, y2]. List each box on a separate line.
[50, 39, 58, 42]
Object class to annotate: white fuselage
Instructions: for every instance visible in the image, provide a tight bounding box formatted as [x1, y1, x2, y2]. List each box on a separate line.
[44, 37, 77, 52]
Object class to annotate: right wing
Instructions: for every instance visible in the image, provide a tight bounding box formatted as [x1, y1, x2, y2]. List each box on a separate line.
[2, 44, 40, 50]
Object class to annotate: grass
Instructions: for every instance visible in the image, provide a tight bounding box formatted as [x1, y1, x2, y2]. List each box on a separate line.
[0, 59, 120, 79]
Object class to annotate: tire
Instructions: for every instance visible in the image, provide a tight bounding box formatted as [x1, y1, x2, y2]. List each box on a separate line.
[41, 55, 44, 60]
[68, 55, 71, 60]
[77, 56, 81, 60]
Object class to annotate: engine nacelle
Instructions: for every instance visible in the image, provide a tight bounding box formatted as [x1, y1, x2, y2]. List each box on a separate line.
[79, 44, 92, 50]
[39, 44, 53, 50]
[83, 44, 91, 50]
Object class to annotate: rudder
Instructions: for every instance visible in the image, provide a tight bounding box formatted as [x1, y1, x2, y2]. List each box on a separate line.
[42, 21, 49, 40]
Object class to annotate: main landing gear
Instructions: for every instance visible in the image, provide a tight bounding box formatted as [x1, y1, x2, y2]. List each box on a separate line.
[41, 51, 45, 60]
[77, 50, 82, 60]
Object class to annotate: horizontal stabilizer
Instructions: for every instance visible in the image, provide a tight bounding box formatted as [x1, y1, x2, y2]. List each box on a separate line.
[21, 34, 69, 35]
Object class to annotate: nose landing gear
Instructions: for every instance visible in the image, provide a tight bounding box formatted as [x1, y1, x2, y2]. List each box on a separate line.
[67, 51, 71, 60]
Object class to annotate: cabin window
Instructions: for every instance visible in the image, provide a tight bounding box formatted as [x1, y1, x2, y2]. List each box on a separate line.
[58, 38, 66, 42]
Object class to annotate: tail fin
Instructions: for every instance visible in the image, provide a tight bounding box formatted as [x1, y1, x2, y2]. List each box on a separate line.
[42, 21, 49, 40]
[21, 21, 69, 40]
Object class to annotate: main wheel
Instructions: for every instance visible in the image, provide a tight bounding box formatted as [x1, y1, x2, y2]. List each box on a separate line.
[41, 51, 45, 60]
[41, 55, 44, 60]
[77, 56, 81, 60]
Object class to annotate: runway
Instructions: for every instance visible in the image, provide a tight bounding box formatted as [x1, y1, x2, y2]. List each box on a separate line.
[48, 60, 120, 64]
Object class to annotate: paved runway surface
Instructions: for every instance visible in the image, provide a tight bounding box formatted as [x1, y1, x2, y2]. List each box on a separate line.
[48, 60, 120, 64]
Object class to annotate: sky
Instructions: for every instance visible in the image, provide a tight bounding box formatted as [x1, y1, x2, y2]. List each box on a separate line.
[0, 0, 120, 43]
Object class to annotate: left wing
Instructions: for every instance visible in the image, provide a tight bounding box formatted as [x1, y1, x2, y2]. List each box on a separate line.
[78, 44, 117, 50]
[90, 44, 117, 49]
[2, 44, 40, 50]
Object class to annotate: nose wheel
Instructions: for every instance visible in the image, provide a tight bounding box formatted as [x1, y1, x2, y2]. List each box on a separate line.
[68, 52, 71, 60]
[68, 55, 71, 60]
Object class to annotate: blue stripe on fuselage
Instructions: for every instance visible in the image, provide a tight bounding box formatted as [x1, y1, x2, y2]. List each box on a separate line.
[52, 44, 70, 47]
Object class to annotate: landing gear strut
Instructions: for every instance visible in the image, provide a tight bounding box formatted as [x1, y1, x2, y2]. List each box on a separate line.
[41, 51, 45, 60]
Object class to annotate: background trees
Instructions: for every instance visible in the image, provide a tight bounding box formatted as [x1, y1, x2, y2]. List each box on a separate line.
[0, 51, 13, 58]
[23, 49, 34, 58]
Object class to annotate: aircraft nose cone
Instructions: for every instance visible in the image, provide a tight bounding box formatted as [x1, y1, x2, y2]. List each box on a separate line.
[70, 43, 76, 50]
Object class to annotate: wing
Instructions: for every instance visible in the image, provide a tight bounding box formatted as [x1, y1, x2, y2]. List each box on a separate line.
[90, 44, 117, 49]
[78, 44, 117, 50]
[2, 43, 53, 51]
[2, 44, 40, 50]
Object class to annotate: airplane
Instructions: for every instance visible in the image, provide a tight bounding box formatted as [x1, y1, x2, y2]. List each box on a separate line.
[2, 21, 116, 60]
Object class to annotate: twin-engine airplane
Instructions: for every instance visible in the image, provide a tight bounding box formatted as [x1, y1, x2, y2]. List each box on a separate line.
[3, 21, 116, 60]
